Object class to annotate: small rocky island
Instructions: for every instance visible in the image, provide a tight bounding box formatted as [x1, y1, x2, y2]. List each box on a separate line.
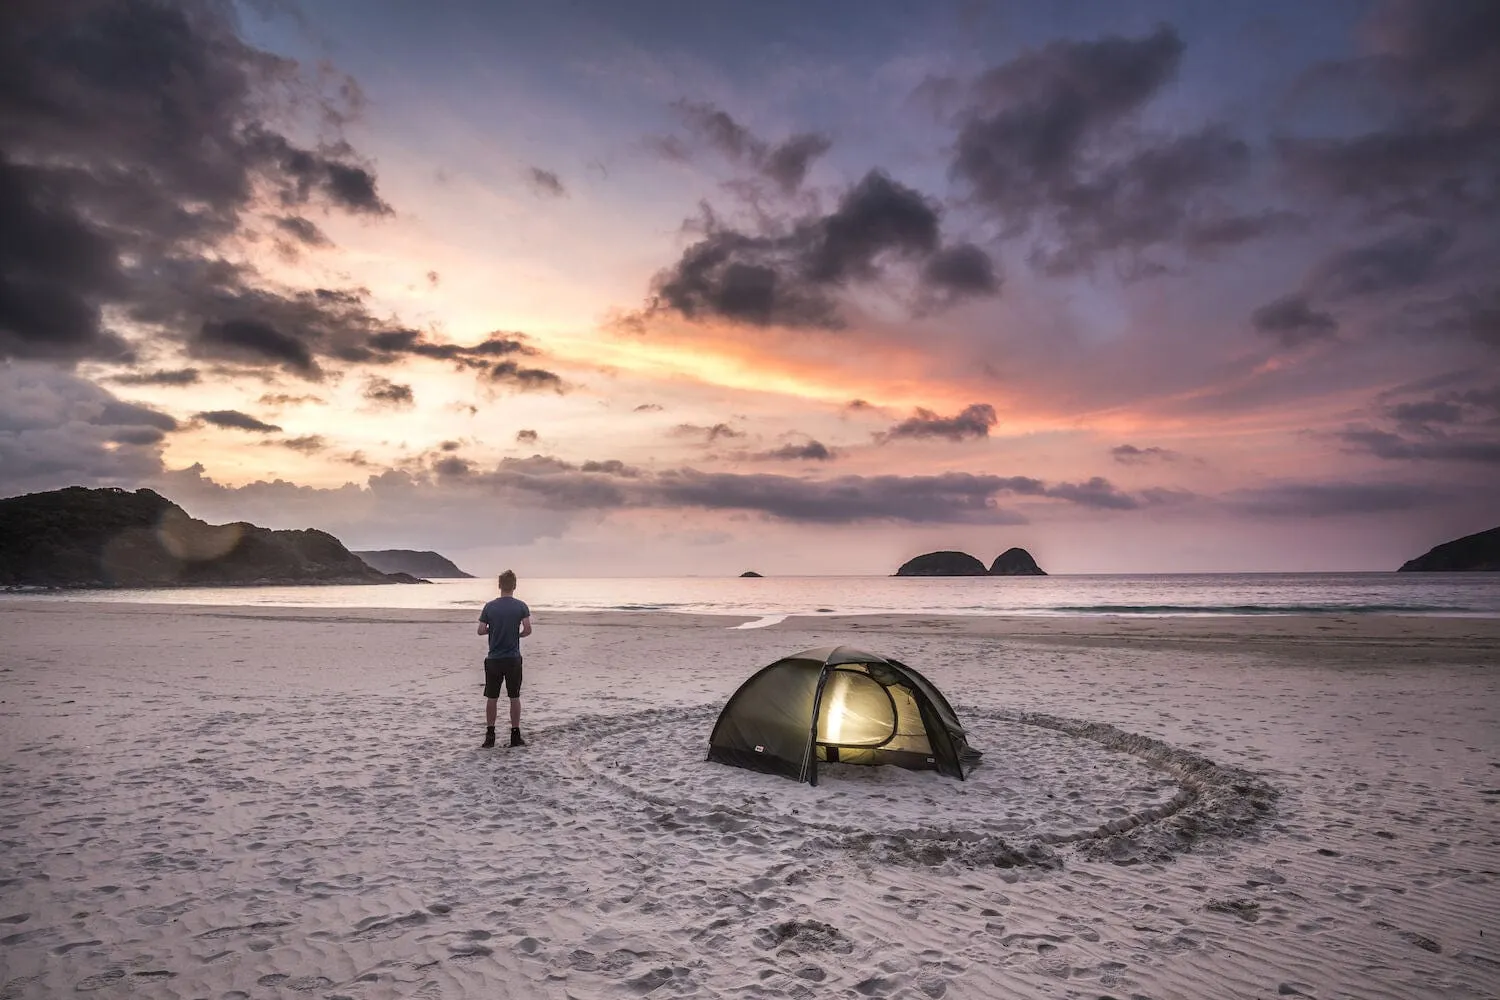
[739, 571, 763, 578]
[895, 548, 1046, 576]
[356, 549, 473, 578]
[1398, 526, 1500, 572]
[0, 486, 422, 588]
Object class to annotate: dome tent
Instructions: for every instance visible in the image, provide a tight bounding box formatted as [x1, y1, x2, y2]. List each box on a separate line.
[707, 645, 981, 785]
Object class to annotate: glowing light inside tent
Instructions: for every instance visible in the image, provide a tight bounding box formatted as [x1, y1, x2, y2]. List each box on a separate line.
[823, 681, 849, 744]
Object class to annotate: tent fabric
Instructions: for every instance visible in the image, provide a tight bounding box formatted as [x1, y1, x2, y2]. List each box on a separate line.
[707, 645, 981, 785]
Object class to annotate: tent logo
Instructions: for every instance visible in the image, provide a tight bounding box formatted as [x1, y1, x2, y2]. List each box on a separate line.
[754, 745, 765, 753]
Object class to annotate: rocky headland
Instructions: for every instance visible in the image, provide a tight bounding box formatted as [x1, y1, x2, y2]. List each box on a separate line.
[1398, 526, 1500, 572]
[355, 549, 473, 578]
[0, 487, 422, 588]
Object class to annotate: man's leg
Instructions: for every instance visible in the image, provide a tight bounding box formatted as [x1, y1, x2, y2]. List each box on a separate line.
[506, 659, 526, 746]
[487, 697, 499, 726]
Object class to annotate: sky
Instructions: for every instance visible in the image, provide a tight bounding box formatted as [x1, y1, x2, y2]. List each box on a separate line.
[2, 0, 1497, 575]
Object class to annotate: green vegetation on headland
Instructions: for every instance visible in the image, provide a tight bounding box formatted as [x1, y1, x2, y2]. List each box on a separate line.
[0, 487, 424, 588]
[1398, 526, 1500, 572]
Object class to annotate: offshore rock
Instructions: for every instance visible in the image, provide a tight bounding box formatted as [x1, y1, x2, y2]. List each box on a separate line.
[895, 551, 989, 576]
[990, 547, 1047, 576]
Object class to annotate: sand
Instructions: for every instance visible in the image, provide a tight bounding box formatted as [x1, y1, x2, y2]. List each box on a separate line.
[1, 601, 1497, 999]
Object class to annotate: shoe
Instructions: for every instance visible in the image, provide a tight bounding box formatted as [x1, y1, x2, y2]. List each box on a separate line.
[480, 727, 496, 749]
[509, 728, 526, 747]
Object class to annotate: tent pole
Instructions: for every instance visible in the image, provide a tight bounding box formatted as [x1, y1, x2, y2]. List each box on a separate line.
[804, 665, 832, 786]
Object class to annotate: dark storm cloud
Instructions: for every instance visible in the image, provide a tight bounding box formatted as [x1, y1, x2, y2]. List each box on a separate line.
[363, 376, 414, 407]
[108, 367, 202, 387]
[196, 410, 282, 433]
[528, 167, 566, 197]
[671, 101, 832, 194]
[275, 216, 332, 247]
[944, 26, 1266, 273]
[1225, 481, 1439, 517]
[0, 0, 424, 374]
[1250, 294, 1339, 346]
[1309, 226, 1454, 299]
[1111, 444, 1178, 464]
[753, 441, 835, 462]
[648, 171, 997, 328]
[880, 404, 997, 443]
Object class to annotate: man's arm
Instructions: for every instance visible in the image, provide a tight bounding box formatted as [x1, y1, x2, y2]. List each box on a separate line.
[520, 616, 532, 638]
[477, 621, 490, 635]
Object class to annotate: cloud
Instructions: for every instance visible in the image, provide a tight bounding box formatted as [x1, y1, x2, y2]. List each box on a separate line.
[0, 365, 168, 493]
[669, 102, 832, 194]
[1250, 293, 1340, 346]
[880, 404, 997, 442]
[671, 422, 743, 443]
[1042, 476, 1138, 509]
[94, 401, 178, 432]
[275, 435, 327, 454]
[1339, 427, 1500, 463]
[1277, 1, 1500, 221]
[752, 441, 835, 462]
[646, 171, 998, 329]
[486, 360, 566, 392]
[0, 0, 399, 368]
[516, 429, 539, 443]
[362, 376, 414, 407]
[259, 393, 325, 407]
[196, 410, 282, 433]
[633, 403, 664, 412]
[107, 368, 202, 387]
[1111, 444, 1179, 464]
[1309, 226, 1454, 299]
[275, 216, 332, 247]
[197, 317, 319, 374]
[528, 167, 566, 197]
[943, 26, 1266, 273]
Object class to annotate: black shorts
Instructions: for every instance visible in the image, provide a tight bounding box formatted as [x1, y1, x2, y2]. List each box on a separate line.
[483, 656, 523, 699]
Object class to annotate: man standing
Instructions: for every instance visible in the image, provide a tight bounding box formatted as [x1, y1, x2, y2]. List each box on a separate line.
[477, 569, 531, 748]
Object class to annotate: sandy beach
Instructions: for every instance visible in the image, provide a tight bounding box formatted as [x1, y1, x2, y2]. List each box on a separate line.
[1, 602, 1497, 999]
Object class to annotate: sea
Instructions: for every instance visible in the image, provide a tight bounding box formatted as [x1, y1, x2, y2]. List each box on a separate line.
[6, 573, 1499, 622]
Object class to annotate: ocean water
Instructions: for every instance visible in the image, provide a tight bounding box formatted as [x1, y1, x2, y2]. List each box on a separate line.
[7, 573, 1500, 619]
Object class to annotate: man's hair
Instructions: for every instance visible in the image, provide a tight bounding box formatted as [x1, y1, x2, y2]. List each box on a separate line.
[498, 569, 518, 592]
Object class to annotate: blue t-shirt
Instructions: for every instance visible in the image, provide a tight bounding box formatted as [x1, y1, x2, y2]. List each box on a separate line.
[479, 596, 530, 659]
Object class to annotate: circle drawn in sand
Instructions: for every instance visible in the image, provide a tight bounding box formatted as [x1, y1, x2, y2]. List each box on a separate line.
[549, 706, 1277, 867]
